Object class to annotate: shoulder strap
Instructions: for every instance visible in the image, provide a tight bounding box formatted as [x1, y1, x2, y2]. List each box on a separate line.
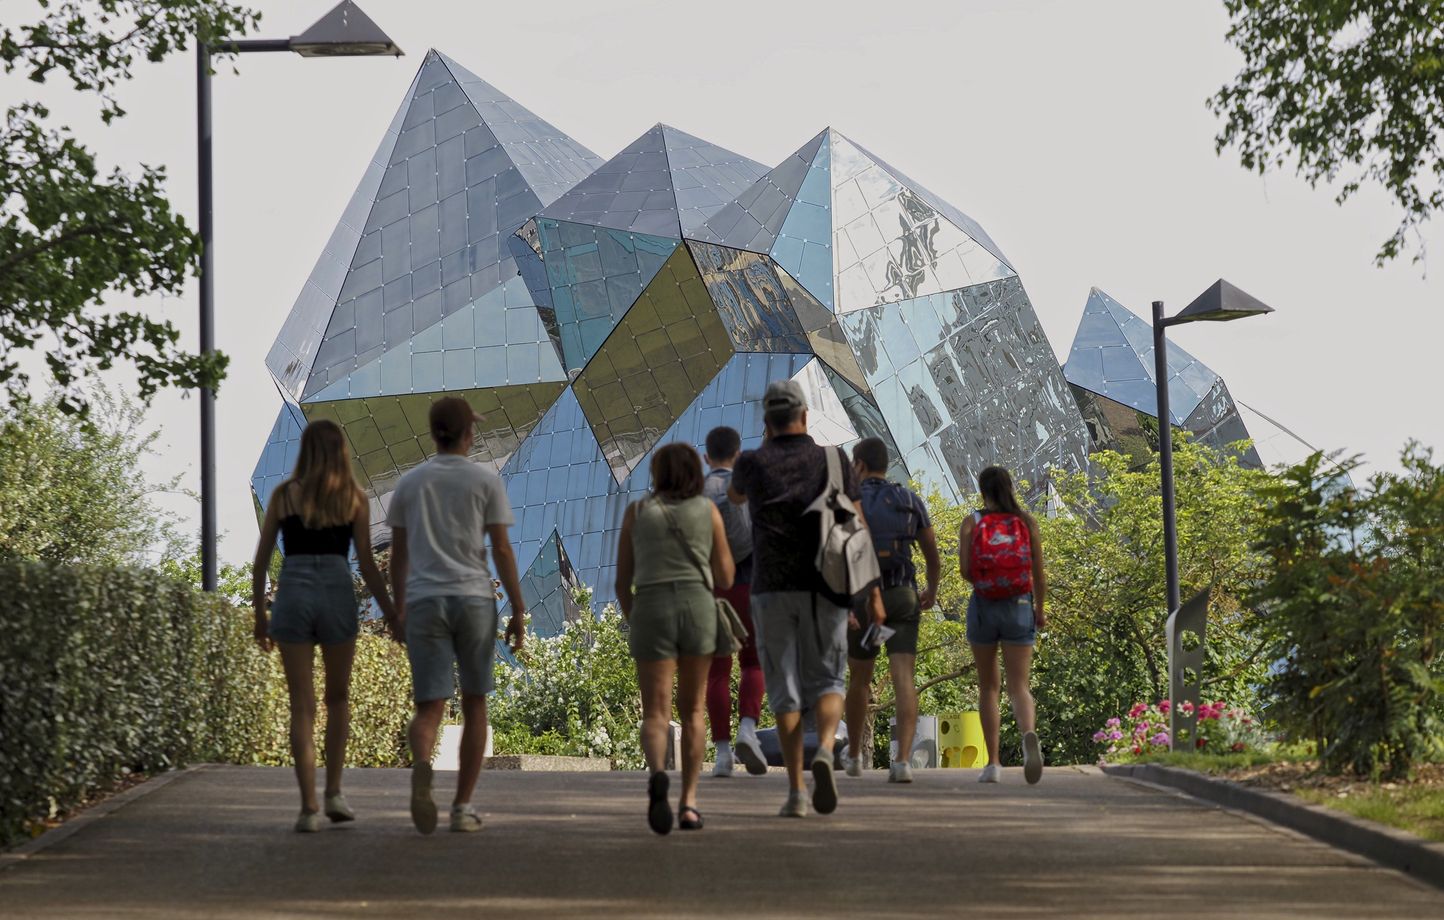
[823, 445, 842, 496]
[653, 497, 713, 588]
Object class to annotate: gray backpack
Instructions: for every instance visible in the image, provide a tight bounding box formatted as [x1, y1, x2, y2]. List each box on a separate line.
[704, 468, 753, 563]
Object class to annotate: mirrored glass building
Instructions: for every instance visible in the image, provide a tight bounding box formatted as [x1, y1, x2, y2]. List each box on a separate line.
[252, 49, 1103, 631]
[1062, 288, 1262, 469]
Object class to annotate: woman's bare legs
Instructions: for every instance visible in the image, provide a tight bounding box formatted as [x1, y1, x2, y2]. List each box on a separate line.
[277, 642, 318, 813]
[319, 640, 356, 797]
[676, 655, 712, 810]
[970, 643, 1002, 765]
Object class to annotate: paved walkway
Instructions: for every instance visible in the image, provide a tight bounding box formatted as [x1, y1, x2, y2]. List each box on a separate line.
[2, 765, 1440, 918]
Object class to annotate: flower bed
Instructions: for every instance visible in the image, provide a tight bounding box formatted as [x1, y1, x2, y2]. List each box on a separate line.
[1094, 699, 1267, 763]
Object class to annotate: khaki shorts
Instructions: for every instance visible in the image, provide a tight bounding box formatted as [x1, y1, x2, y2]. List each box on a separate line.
[628, 581, 717, 661]
[405, 594, 498, 702]
[752, 591, 849, 715]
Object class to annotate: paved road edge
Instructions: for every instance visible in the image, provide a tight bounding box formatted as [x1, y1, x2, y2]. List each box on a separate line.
[1103, 763, 1444, 891]
[0, 765, 207, 871]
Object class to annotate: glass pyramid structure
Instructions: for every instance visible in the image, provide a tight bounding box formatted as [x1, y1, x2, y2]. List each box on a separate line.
[253, 50, 1095, 627]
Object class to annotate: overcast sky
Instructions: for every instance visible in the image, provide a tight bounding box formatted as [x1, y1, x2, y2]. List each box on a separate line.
[8, 0, 1441, 566]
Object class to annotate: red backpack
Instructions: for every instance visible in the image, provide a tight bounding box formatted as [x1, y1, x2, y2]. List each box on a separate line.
[969, 511, 1033, 600]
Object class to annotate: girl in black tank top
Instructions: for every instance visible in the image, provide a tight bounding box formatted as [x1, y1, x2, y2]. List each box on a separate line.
[250, 419, 397, 832]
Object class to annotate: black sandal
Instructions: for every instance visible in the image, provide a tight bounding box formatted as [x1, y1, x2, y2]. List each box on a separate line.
[647, 771, 673, 835]
[678, 805, 703, 830]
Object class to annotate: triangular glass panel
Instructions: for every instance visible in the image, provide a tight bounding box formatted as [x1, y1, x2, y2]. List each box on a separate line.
[301, 381, 565, 515]
[688, 130, 826, 253]
[769, 137, 835, 309]
[686, 241, 810, 354]
[535, 220, 679, 372]
[294, 50, 600, 401]
[572, 246, 735, 483]
[830, 132, 1014, 314]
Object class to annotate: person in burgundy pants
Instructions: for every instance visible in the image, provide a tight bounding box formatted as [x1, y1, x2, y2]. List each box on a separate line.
[702, 427, 767, 776]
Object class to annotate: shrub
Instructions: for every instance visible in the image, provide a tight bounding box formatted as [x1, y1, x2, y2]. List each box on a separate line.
[490, 605, 643, 769]
[1254, 447, 1444, 779]
[0, 561, 415, 845]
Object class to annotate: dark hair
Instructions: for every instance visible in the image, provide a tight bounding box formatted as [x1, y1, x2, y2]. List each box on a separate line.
[704, 426, 741, 462]
[852, 437, 889, 474]
[650, 443, 704, 500]
[763, 405, 804, 431]
[429, 396, 476, 450]
[978, 466, 1024, 517]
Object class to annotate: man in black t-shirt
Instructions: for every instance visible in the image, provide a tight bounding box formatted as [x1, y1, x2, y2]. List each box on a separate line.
[729, 379, 885, 819]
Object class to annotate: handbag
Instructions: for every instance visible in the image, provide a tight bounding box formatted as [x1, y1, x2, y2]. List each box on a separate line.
[651, 497, 749, 655]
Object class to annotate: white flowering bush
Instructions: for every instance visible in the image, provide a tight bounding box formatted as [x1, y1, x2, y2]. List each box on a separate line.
[490, 604, 644, 769]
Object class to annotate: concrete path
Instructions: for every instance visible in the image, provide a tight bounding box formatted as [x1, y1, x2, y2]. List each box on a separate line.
[2, 765, 1440, 918]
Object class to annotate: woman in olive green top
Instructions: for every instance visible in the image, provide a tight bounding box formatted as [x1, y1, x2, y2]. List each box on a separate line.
[616, 443, 736, 835]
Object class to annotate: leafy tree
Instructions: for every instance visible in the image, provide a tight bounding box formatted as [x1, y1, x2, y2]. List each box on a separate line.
[1255, 446, 1444, 778]
[1, 1, 261, 414]
[0, 388, 182, 565]
[1210, 1, 1444, 265]
[858, 438, 1274, 765]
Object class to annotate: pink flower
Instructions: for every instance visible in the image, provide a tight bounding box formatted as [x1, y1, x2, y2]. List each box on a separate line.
[1158, 700, 1172, 713]
[1150, 732, 1171, 746]
[1180, 701, 1195, 715]
[1128, 703, 1147, 719]
[1093, 731, 1107, 742]
[1108, 730, 1124, 741]
[1134, 721, 1150, 736]
[1196, 737, 1207, 749]
[1106, 717, 1121, 727]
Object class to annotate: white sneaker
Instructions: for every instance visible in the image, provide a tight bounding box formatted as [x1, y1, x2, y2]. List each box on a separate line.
[734, 724, 767, 776]
[324, 793, 354, 823]
[978, 763, 1002, 784]
[844, 754, 863, 778]
[712, 746, 735, 778]
[1023, 731, 1044, 785]
[449, 805, 483, 833]
[888, 761, 913, 783]
[294, 811, 321, 833]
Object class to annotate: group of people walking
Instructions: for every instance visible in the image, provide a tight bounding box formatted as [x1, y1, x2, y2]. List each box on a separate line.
[252, 381, 1047, 836]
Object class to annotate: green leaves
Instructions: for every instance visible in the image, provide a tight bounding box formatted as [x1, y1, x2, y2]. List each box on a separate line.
[0, 1, 261, 416]
[1211, 0, 1444, 265]
[1255, 445, 1444, 778]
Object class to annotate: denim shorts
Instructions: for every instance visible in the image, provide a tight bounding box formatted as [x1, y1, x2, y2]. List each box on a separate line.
[406, 594, 498, 702]
[965, 593, 1036, 647]
[269, 555, 358, 646]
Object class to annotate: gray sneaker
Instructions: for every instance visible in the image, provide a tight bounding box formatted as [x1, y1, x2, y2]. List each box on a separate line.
[449, 805, 483, 833]
[1023, 731, 1044, 785]
[978, 763, 1002, 783]
[294, 811, 321, 833]
[778, 790, 808, 818]
[888, 761, 914, 783]
[410, 763, 437, 835]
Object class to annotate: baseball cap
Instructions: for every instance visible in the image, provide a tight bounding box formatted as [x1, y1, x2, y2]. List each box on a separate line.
[763, 379, 807, 412]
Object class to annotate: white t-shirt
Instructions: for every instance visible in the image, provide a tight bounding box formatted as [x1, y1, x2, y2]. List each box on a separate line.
[386, 453, 514, 602]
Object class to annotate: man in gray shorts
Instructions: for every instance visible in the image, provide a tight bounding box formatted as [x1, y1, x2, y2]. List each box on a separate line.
[388, 397, 525, 834]
[729, 380, 885, 818]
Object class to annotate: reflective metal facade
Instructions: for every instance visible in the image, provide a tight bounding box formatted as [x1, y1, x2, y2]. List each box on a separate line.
[252, 51, 1095, 628]
[1064, 288, 1261, 468]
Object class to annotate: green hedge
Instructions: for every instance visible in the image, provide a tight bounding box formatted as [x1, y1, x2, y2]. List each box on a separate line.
[0, 561, 413, 845]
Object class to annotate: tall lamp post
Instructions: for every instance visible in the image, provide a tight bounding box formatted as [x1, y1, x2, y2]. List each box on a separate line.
[197, 1, 402, 590]
[1153, 278, 1273, 747]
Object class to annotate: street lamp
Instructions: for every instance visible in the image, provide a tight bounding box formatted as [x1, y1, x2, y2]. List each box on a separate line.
[1153, 278, 1273, 748]
[196, 2, 402, 591]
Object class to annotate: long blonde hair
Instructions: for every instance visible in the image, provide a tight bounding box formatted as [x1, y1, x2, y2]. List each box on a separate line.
[277, 419, 361, 528]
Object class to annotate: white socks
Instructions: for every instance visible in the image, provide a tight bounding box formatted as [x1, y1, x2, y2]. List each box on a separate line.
[716, 740, 732, 757]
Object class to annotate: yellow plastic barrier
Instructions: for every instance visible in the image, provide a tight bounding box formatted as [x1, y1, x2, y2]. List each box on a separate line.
[938, 711, 988, 768]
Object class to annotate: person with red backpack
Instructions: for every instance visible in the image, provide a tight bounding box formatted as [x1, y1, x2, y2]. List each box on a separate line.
[960, 465, 1047, 785]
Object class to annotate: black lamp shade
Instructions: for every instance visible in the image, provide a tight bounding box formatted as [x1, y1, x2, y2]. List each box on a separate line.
[290, 1, 403, 57]
[1173, 279, 1274, 323]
